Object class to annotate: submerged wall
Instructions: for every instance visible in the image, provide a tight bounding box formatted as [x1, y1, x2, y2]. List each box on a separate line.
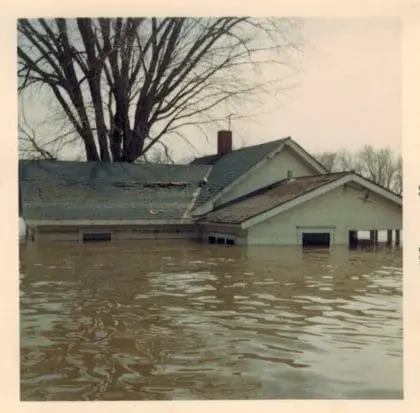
[26, 223, 200, 243]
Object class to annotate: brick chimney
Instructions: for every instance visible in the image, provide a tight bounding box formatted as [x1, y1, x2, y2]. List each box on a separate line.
[217, 130, 232, 155]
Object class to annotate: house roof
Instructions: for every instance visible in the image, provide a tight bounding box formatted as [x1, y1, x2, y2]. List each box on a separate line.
[190, 153, 224, 166]
[191, 137, 290, 207]
[198, 172, 353, 225]
[19, 159, 210, 221]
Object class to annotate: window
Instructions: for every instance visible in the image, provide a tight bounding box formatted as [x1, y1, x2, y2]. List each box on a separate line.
[208, 235, 234, 246]
[83, 232, 112, 243]
[302, 232, 330, 248]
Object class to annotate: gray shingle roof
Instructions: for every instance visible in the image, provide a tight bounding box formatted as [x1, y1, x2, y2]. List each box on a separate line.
[191, 137, 290, 207]
[19, 160, 210, 221]
[190, 153, 223, 165]
[199, 172, 350, 225]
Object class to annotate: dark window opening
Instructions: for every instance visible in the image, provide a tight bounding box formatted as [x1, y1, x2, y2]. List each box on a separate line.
[83, 232, 112, 243]
[226, 238, 235, 245]
[208, 236, 216, 244]
[217, 237, 225, 245]
[153, 229, 159, 234]
[176, 228, 180, 233]
[302, 232, 330, 248]
[349, 230, 359, 249]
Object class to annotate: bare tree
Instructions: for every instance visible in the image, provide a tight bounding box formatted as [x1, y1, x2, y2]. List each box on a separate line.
[357, 146, 400, 190]
[18, 18, 302, 162]
[314, 145, 402, 195]
[313, 151, 337, 172]
[393, 155, 402, 195]
[18, 94, 85, 160]
[136, 141, 174, 164]
[314, 149, 359, 173]
[19, 118, 57, 160]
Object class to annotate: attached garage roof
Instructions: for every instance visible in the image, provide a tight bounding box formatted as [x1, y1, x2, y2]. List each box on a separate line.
[199, 172, 349, 224]
[198, 171, 402, 226]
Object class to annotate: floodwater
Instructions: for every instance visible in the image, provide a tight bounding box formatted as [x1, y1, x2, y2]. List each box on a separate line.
[19, 241, 403, 400]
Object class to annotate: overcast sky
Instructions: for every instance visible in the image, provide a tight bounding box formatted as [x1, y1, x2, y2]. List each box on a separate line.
[176, 17, 401, 161]
[20, 17, 401, 162]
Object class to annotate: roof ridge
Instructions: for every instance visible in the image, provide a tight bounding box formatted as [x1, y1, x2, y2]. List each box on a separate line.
[229, 136, 290, 153]
[19, 158, 208, 169]
[192, 136, 290, 163]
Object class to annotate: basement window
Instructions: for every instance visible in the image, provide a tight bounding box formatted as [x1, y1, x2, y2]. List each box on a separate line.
[302, 232, 330, 248]
[208, 236, 216, 244]
[226, 238, 235, 246]
[217, 237, 225, 245]
[83, 232, 112, 243]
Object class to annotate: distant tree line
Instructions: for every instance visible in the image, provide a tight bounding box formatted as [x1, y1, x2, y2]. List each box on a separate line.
[314, 145, 402, 195]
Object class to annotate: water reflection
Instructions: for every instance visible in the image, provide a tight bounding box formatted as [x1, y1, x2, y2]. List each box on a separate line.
[20, 241, 402, 400]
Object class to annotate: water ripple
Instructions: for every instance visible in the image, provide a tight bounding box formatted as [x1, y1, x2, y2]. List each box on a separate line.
[20, 242, 402, 400]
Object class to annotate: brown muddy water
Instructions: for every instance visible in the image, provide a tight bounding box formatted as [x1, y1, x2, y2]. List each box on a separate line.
[19, 241, 403, 400]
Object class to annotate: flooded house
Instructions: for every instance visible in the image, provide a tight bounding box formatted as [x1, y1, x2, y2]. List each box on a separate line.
[19, 131, 402, 248]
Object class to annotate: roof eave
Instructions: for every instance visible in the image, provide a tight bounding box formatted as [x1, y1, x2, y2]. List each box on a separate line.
[24, 218, 195, 226]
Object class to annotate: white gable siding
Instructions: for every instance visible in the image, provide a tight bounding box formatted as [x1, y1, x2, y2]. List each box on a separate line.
[215, 146, 318, 207]
[247, 184, 402, 245]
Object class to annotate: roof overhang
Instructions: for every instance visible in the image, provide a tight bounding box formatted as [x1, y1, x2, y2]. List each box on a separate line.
[196, 221, 244, 231]
[241, 173, 402, 229]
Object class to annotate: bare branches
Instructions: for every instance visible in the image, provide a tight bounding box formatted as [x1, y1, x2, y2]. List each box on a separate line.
[18, 17, 302, 162]
[19, 122, 57, 160]
[19, 97, 56, 160]
[313, 152, 337, 172]
[314, 146, 402, 194]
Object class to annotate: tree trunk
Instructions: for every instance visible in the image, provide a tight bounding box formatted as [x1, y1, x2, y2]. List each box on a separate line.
[84, 137, 100, 161]
[121, 123, 148, 162]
